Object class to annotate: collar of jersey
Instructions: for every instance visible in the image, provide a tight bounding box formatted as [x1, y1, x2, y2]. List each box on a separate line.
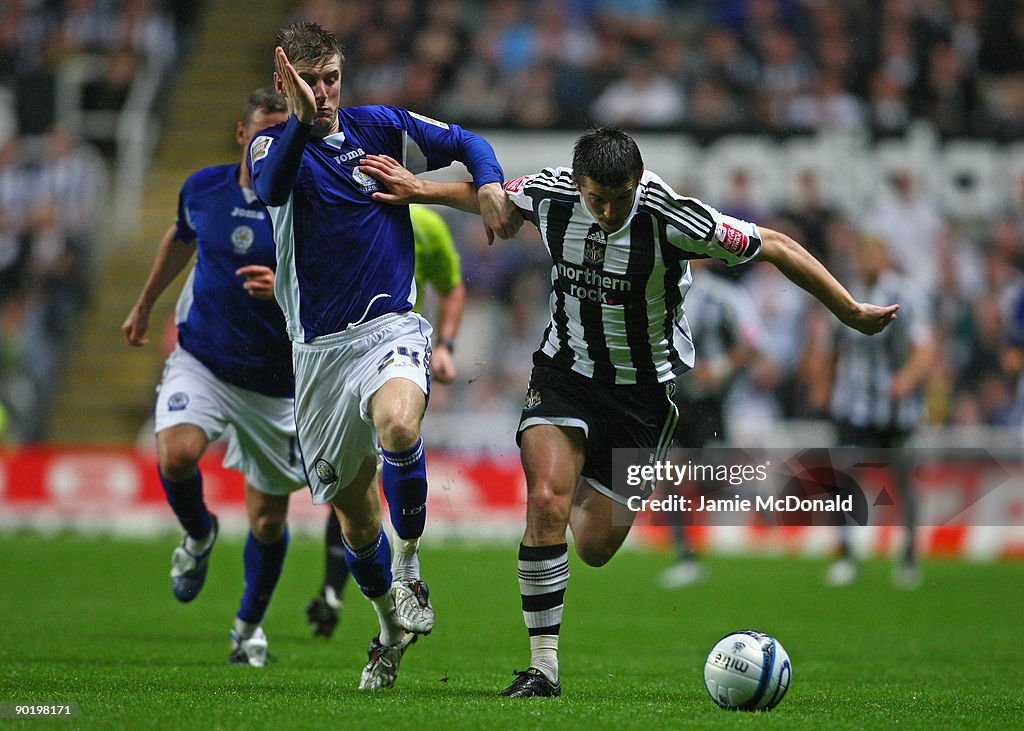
[322, 130, 346, 149]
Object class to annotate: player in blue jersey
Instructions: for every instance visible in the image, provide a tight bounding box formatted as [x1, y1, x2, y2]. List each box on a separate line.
[122, 88, 298, 667]
[249, 22, 520, 690]
[306, 204, 467, 639]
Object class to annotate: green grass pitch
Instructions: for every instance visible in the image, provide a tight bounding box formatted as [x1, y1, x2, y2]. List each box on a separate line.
[1, 533, 1022, 729]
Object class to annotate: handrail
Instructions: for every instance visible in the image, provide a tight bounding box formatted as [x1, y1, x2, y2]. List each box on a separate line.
[54, 53, 164, 243]
[112, 61, 162, 238]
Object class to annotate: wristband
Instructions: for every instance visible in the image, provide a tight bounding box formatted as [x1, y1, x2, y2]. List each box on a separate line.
[437, 338, 455, 353]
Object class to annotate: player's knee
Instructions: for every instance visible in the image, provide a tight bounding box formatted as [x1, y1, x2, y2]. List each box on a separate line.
[528, 485, 572, 524]
[251, 513, 287, 544]
[158, 448, 202, 483]
[376, 415, 421, 452]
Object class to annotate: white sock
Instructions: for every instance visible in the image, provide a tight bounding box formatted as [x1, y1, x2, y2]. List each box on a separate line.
[184, 528, 215, 555]
[530, 634, 559, 683]
[392, 537, 420, 582]
[233, 618, 259, 640]
[323, 585, 342, 610]
[370, 590, 403, 646]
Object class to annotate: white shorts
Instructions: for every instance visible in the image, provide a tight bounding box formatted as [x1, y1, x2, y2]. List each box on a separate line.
[293, 312, 432, 504]
[154, 346, 306, 496]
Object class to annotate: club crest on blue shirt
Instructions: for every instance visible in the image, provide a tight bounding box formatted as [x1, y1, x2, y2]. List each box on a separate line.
[523, 387, 542, 411]
[167, 392, 189, 411]
[231, 225, 255, 254]
[352, 167, 379, 194]
[314, 458, 338, 484]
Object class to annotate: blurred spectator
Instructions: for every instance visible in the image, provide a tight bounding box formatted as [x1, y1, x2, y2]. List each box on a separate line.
[920, 41, 979, 136]
[729, 263, 811, 424]
[692, 25, 759, 98]
[590, 56, 685, 128]
[867, 70, 913, 132]
[344, 29, 407, 106]
[778, 169, 839, 265]
[864, 169, 946, 297]
[784, 70, 866, 131]
[0, 122, 102, 441]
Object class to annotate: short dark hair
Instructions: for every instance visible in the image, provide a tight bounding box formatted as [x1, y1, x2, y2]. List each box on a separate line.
[242, 87, 287, 125]
[275, 22, 346, 70]
[572, 128, 644, 188]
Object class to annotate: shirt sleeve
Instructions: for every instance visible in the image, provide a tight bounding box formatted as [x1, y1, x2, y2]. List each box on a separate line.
[651, 179, 762, 266]
[174, 180, 197, 242]
[501, 168, 567, 226]
[249, 116, 309, 206]
[387, 107, 504, 189]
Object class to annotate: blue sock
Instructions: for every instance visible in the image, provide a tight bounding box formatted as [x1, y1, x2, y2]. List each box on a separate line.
[237, 527, 290, 625]
[344, 529, 392, 599]
[159, 468, 212, 540]
[381, 438, 428, 540]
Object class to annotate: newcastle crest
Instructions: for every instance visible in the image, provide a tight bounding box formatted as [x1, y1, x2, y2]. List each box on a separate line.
[523, 387, 542, 411]
[583, 227, 607, 265]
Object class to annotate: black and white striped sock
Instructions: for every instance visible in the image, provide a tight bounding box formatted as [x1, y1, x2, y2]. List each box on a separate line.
[518, 542, 569, 683]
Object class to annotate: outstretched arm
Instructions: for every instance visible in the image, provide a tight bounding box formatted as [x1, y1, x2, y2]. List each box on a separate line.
[359, 154, 522, 241]
[122, 223, 196, 346]
[758, 227, 899, 335]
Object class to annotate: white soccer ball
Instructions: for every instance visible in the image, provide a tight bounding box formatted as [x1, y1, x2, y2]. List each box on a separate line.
[703, 630, 791, 711]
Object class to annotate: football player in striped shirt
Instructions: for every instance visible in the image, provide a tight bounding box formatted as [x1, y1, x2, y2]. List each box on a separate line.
[811, 234, 934, 588]
[356, 128, 898, 697]
[249, 22, 520, 689]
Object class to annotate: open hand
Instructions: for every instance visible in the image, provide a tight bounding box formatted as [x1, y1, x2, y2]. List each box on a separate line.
[845, 302, 900, 335]
[361, 154, 424, 204]
[274, 47, 316, 123]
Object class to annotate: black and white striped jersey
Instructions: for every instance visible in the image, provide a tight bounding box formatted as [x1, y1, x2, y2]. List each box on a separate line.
[504, 167, 761, 385]
[829, 271, 932, 432]
[674, 270, 763, 399]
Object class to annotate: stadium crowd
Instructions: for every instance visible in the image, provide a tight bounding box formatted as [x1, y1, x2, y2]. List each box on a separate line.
[294, 0, 1024, 138]
[5, 0, 1024, 442]
[0, 0, 194, 441]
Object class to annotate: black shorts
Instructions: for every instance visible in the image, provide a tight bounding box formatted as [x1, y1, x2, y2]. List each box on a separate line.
[516, 353, 679, 504]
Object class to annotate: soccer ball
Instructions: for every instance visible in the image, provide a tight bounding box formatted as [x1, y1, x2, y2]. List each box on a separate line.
[703, 630, 791, 711]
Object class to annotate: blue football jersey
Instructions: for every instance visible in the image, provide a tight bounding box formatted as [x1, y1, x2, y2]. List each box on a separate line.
[174, 164, 294, 398]
[248, 106, 504, 342]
